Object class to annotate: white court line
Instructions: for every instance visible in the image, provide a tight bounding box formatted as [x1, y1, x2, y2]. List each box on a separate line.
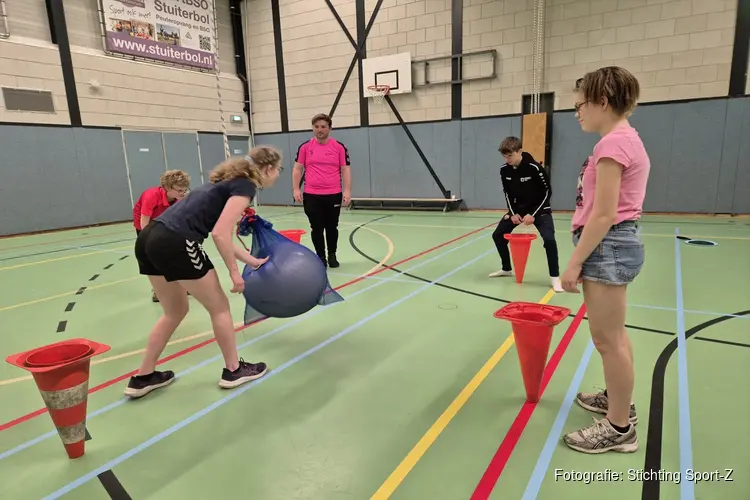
[629, 302, 750, 320]
[328, 271, 422, 285]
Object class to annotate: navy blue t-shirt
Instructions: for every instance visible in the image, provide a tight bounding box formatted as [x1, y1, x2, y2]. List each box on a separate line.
[156, 177, 257, 242]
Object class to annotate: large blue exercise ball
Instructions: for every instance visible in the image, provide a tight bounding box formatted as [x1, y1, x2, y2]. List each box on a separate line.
[242, 240, 328, 318]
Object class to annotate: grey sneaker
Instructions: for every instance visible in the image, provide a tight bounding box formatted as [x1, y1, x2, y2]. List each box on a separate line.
[563, 417, 638, 454]
[576, 390, 638, 425]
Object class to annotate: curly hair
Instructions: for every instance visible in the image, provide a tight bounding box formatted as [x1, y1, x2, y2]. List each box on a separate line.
[209, 146, 282, 186]
[160, 170, 191, 190]
[576, 66, 640, 117]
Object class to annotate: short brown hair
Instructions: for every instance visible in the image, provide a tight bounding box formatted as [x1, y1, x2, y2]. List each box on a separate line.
[499, 136, 522, 155]
[312, 113, 332, 127]
[160, 170, 190, 190]
[576, 66, 640, 117]
[209, 146, 282, 187]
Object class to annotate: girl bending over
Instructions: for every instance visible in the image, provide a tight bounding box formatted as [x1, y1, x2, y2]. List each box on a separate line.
[126, 147, 282, 398]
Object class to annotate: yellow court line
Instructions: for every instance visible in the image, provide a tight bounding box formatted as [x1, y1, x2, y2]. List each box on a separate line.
[370, 288, 557, 500]
[0, 223, 395, 387]
[339, 221, 396, 276]
[0, 245, 133, 272]
[0, 277, 141, 313]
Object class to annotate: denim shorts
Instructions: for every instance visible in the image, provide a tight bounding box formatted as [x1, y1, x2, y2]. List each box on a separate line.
[572, 220, 644, 285]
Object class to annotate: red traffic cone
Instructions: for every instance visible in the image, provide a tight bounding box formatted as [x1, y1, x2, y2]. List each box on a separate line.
[494, 302, 571, 403]
[5, 338, 110, 459]
[278, 229, 306, 244]
[504, 233, 537, 283]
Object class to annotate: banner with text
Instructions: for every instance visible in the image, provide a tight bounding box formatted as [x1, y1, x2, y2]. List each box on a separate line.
[101, 0, 216, 70]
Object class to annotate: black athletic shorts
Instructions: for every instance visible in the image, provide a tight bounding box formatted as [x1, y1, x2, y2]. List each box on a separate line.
[134, 221, 214, 282]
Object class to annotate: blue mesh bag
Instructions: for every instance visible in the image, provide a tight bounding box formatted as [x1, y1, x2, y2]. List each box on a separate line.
[236, 209, 344, 325]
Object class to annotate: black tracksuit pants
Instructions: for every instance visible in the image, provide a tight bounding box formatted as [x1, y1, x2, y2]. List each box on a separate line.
[492, 211, 560, 277]
[303, 192, 342, 258]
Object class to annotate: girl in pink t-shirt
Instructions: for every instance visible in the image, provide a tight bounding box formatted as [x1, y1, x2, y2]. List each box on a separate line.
[560, 67, 651, 455]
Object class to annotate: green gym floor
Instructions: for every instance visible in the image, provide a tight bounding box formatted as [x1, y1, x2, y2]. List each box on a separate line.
[0, 207, 748, 500]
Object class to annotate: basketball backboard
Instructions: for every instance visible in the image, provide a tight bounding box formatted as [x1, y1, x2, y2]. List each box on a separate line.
[362, 52, 412, 97]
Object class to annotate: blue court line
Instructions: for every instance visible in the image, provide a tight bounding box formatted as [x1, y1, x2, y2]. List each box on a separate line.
[675, 228, 695, 500]
[0, 231, 489, 462]
[521, 340, 595, 499]
[41, 247, 496, 499]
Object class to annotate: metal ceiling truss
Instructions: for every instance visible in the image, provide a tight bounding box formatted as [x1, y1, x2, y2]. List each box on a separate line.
[323, 0, 451, 199]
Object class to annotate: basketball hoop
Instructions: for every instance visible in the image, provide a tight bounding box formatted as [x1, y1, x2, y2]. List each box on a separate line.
[366, 84, 390, 105]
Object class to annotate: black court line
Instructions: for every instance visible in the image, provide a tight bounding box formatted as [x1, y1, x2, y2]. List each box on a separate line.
[352, 216, 750, 499]
[97, 470, 132, 500]
[54, 253, 130, 341]
[693, 336, 750, 349]
[348, 220, 675, 338]
[349, 220, 750, 350]
[641, 309, 750, 500]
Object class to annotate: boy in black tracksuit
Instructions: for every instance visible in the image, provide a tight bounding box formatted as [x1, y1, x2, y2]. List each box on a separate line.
[490, 137, 563, 292]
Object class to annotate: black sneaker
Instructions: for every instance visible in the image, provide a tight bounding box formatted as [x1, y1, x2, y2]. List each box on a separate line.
[124, 370, 175, 398]
[328, 253, 339, 268]
[317, 255, 327, 267]
[219, 359, 268, 389]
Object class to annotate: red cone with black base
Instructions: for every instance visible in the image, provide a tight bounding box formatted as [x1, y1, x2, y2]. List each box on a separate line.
[495, 302, 571, 403]
[6, 338, 110, 459]
[504, 233, 536, 283]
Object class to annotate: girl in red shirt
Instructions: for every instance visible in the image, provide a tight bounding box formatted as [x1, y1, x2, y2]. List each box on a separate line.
[133, 170, 191, 234]
[133, 170, 191, 301]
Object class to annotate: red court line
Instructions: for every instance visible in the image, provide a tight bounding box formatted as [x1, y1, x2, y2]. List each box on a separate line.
[0, 222, 496, 432]
[470, 304, 587, 500]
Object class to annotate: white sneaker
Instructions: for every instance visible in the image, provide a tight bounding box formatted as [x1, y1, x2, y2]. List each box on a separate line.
[489, 270, 514, 278]
[551, 277, 564, 292]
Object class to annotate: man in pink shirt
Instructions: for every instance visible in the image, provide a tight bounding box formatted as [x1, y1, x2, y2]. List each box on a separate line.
[292, 113, 352, 268]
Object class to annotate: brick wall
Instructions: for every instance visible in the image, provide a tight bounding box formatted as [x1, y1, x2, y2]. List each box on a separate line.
[0, 0, 247, 132]
[463, 0, 738, 117]
[245, 0, 361, 133]
[246, 0, 743, 132]
[543, 0, 737, 111]
[365, 0, 453, 124]
[243, 0, 280, 133]
[0, 0, 68, 124]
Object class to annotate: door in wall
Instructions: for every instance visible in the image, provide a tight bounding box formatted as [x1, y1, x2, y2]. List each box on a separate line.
[163, 132, 203, 188]
[228, 135, 251, 157]
[198, 133, 227, 184]
[123, 131, 167, 205]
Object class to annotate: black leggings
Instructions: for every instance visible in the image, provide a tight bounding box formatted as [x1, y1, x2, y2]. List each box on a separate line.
[302, 192, 343, 257]
[492, 211, 560, 277]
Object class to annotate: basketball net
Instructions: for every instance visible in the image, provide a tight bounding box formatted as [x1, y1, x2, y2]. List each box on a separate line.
[366, 85, 390, 107]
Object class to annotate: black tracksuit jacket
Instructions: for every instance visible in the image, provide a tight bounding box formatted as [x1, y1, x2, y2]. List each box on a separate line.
[500, 152, 551, 217]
